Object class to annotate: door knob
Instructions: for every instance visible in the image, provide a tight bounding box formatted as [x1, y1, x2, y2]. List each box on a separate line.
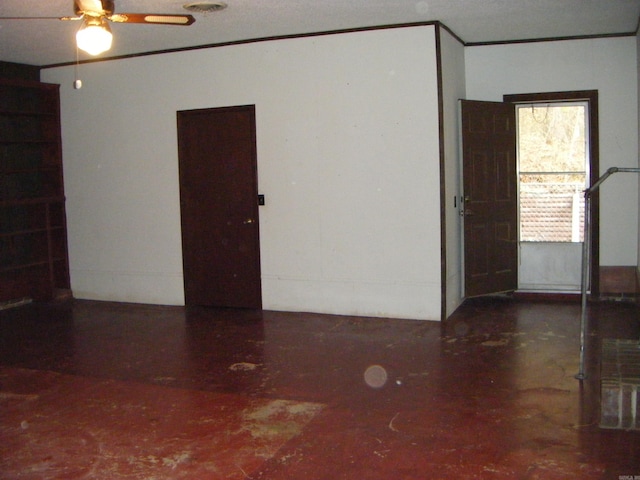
[243, 218, 255, 224]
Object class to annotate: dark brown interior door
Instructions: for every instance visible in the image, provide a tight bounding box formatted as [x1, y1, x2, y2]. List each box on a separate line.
[177, 105, 262, 308]
[461, 100, 518, 297]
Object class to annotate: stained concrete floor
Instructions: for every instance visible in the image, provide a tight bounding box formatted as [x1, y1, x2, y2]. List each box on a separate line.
[0, 296, 639, 479]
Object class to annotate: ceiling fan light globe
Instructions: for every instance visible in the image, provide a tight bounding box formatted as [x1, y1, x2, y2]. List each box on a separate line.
[76, 18, 113, 55]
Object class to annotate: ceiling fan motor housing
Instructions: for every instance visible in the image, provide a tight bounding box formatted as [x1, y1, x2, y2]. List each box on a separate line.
[74, 0, 115, 17]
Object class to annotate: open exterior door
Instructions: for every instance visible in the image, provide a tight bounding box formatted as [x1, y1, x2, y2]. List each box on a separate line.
[461, 100, 518, 297]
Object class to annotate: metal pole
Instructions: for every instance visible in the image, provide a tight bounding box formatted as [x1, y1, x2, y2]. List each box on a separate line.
[575, 191, 590, 380]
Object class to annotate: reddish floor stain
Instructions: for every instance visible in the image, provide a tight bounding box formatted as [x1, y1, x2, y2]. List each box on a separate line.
[0, 296, 639, 478]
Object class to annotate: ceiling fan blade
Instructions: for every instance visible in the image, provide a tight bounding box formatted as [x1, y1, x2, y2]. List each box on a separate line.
[0, 16, 76, 20]
[109, 13, 195, 26]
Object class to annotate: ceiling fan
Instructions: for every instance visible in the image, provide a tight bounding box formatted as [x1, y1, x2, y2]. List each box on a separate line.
[1, 0, 196, 56]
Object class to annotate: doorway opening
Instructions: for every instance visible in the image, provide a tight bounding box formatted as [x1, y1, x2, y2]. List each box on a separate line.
[504, 90, 599, 295]
[516, 101, 589, 291]
[460, 91, 599, 299]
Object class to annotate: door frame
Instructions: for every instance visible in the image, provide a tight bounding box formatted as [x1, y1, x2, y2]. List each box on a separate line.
[503, 90, 600, 296]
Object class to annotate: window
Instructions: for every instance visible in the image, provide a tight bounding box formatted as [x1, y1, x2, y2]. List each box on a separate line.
[517, 102, 589, 242]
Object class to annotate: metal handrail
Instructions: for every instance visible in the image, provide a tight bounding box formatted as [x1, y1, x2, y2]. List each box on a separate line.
[575, 167, 640, 380]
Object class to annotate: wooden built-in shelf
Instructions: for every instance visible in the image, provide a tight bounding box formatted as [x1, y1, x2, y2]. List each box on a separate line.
[0, 79, 70, 302]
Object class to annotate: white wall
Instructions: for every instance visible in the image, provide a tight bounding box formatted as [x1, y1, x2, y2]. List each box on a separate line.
[466, 37, 639, 267]
[438, 27, 466, 317]
[42, 26, 442, 320]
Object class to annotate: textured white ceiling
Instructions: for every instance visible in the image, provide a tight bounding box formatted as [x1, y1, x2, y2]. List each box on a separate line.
[1, 0, 639, 66]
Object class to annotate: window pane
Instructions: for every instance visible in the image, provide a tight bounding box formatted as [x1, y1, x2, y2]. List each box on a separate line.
[518, 105, 586, 173]
[519, 174, 585, 242]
